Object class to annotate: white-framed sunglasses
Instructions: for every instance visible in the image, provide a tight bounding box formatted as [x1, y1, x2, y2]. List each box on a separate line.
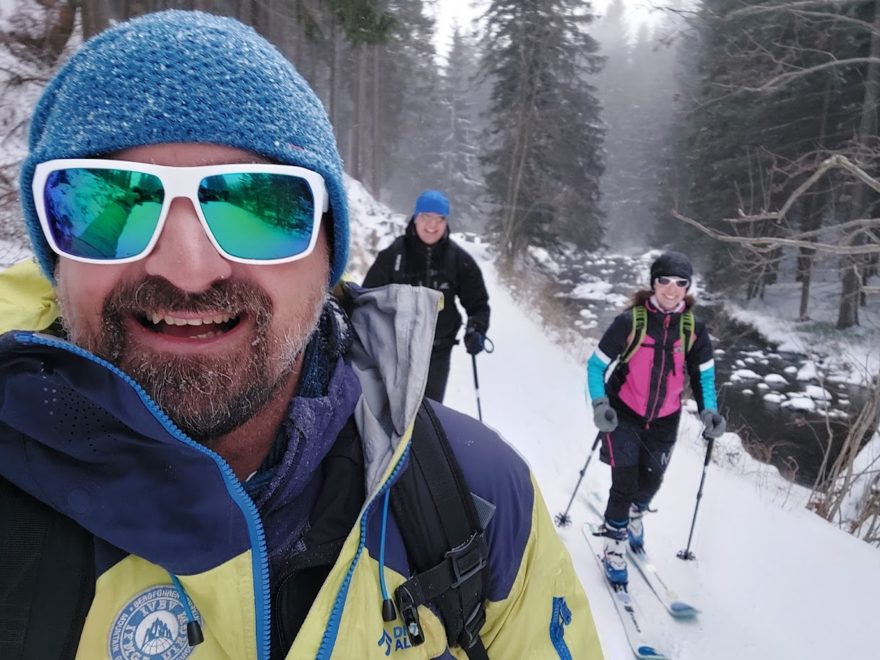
[32, 158, 329, 265]
[656, 276, 690, 288]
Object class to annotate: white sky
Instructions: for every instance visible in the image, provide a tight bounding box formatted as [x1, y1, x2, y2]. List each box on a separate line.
[431, 0, 663, 57]
[430, 0, 486, 59]
[343, 176, 880, 660]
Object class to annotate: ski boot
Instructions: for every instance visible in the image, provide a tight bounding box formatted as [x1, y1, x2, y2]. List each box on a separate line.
[600, 523, 628, 586]
[627, 503, 646, 554]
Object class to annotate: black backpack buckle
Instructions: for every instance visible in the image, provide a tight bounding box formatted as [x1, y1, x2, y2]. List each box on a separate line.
[395, 584, 425, 647]
[448, 532, 488, 588]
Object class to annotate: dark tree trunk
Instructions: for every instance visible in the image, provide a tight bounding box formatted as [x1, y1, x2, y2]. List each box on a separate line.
[837, 0, 880, 329]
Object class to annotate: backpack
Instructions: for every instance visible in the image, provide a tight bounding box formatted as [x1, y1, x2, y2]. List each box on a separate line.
[390, 400, 494, 659]
[0, 477, 94, 660]
[0, 400, 493, 660]
[619, 305, 696, 364]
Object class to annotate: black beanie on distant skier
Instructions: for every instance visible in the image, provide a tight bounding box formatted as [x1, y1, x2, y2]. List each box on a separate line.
[650, 251, 693, 285]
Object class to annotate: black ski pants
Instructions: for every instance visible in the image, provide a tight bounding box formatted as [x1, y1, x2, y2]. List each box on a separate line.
[600, 410, 680, 525]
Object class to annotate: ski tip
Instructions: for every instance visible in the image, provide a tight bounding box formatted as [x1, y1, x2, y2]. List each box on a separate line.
[670, 601, 700, 618]
[636, 645, 667, 659]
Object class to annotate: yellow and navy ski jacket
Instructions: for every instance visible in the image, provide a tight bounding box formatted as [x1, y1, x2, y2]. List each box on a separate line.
[0, 262, 603, 660]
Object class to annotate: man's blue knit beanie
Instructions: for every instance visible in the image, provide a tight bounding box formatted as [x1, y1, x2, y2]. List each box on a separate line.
[413, 190, 450, 218]
[20, 10, 348, 285]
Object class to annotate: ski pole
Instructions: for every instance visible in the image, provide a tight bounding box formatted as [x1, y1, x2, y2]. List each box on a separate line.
[555, 434, 602, 527]
[470, 336, 494, 422]
[677, 434, 715, 560]
[471, 354, 483, 422]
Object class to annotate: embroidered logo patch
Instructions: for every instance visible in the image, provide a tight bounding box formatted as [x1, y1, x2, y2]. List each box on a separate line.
[109, 585, 199, 660]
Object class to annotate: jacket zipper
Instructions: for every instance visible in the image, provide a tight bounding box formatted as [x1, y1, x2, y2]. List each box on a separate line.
[316, 441, 412, 658]
[646, 315, 671, 424]
[425, 245, 434, 286]
[15, 333, 272, 660]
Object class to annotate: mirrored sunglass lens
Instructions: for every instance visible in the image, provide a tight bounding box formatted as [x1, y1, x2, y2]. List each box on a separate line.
[42, 168, 164, 260]
[198, 172, 317, 261]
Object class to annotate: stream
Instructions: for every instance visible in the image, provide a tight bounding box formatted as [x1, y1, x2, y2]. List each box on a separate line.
[528, 249, 867, 488]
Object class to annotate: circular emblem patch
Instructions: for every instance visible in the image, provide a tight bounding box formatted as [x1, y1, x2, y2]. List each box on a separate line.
[109, 585, 200, 660]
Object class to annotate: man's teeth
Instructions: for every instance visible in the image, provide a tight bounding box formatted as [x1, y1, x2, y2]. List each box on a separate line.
[149, 313, 233, 326]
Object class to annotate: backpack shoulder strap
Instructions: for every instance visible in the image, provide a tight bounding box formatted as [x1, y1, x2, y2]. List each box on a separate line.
[391, 400, 492, 660]
[0, 477, 94, 660]
[620, 305, 648, 363]
[680, 310, 696, 353]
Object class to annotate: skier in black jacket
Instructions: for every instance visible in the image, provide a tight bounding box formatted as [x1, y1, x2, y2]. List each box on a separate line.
[363, 190, 490, 402]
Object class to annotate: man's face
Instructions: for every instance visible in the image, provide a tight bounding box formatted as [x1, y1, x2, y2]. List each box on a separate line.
[414, 212, 447, 245]
[54, 143, 330, 442]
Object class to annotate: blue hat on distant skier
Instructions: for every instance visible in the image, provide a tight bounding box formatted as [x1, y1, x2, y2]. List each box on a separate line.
[20, 10, 349, 285]
[650, 251, 693, 285]
[413, 190, 450, 218]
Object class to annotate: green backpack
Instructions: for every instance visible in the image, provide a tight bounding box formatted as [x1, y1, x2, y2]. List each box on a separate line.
[619, 305, 696, 364]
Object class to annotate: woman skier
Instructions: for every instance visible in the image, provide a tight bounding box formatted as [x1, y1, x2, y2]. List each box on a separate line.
[585, 251, 726, 585]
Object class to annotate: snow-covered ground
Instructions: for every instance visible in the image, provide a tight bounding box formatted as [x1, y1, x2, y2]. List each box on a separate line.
[345, 179, 879, 659]
[441, 244, 879, 660]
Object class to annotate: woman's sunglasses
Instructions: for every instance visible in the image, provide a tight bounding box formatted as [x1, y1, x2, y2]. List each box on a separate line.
[33, 159, 329, 265]
[656, 275, 690, 288]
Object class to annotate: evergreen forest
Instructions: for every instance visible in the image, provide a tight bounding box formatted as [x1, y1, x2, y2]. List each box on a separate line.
[1, 0, 879, 323]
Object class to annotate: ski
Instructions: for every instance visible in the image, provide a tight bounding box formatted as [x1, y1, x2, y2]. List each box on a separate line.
[627, 546, 699, 619]
[587, 492, 699, 619]
[583, 523, 669, 660]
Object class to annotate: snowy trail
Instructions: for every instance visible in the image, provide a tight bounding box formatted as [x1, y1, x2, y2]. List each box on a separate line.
[443, 243, 880, 660]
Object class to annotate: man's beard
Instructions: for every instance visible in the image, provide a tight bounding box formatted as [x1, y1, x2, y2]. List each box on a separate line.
[61, 277, 326, 443]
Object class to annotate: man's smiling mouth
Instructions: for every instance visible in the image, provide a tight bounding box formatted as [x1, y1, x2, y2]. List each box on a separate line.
[136, 312, 241, 339]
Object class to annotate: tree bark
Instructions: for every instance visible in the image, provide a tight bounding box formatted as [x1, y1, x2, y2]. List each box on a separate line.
[370, 45, 381, 196]
[837, 0, 880, 329]
[80, 0, 111, 39]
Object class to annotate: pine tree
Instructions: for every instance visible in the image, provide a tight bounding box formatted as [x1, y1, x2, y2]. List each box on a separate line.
[374, 0, 446, 211]
[480, 0, 605, 256]
[664, 0, 876, 299]
[436, 27, 487, 232]
[595, 1, 680, 249]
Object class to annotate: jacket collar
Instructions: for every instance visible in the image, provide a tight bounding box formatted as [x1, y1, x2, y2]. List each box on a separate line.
[647, 295, 686, 315]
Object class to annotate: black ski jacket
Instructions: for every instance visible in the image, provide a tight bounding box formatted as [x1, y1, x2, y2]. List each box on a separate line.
[362, 218, 490, 351]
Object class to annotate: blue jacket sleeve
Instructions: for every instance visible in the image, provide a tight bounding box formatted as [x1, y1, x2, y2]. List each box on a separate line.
[585, 312, 631, 402]
[686, 319, 718, 411]
[587, 352, 610, 401]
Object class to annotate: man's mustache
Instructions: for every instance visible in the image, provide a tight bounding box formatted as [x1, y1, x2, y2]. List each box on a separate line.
[102, 276, 273, 320]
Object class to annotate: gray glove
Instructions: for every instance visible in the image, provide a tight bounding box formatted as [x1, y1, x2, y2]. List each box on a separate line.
[592, 397, 619, 433]
[700, 409, 726, 439]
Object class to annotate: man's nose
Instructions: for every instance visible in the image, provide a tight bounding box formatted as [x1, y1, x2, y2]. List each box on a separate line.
[143, 198, 233, 291]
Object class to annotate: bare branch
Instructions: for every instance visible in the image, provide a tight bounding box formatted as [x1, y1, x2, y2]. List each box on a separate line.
[671, 210, 880, 256]
[727, 1, 869, 22]
[733, 57, 880, 92]
[718, 155, 880, 225]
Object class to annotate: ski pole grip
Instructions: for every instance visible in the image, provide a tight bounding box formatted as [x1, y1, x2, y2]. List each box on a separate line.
[702, 435, 714, 466]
